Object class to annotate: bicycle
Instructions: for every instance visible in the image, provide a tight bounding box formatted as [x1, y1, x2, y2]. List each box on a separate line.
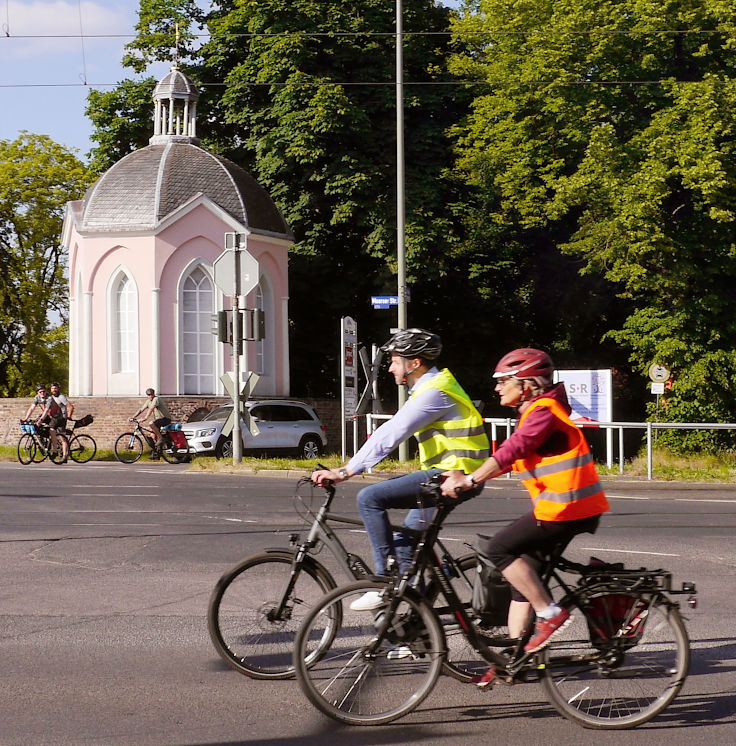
[65, 415, 97, 463]
[114, 419, 191, 464]
[18, 420, 68, 465]
[293, 474, 698, 729]
[207, 475, 490, 681]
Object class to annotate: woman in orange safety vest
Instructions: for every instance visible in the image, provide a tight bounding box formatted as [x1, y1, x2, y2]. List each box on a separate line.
[442, 347, 609, 689]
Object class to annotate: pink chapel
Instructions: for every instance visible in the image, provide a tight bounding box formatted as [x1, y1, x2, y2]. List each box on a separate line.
[61, 66, 293, 398]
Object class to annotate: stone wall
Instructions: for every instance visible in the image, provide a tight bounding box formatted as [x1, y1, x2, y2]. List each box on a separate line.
[1, 396, 361, 454]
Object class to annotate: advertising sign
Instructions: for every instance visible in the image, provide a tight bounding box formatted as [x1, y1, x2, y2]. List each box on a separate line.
[554, 369, 613, 422]
[341, 317, 357, 418]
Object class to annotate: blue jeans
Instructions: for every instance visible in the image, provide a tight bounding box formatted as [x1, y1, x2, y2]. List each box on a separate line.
[356, 468, 442, 576]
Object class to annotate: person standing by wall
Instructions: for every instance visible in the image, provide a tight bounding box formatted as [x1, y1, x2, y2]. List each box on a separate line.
[36, 381, 74, 461]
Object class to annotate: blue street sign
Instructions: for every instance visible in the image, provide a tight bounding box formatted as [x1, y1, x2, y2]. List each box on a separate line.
[371, 295, 398, 309]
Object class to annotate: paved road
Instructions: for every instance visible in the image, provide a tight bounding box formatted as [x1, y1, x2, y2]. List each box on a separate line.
[0, 462, 734, 745]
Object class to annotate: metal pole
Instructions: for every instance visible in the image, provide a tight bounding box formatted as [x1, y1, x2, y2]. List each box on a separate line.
[396, 0, 408, 461]
[232, 248, 242, 464]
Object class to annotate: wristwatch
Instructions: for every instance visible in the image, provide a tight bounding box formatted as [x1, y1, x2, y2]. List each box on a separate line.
[338, 468, 349, 480]
[465, 474, 478, 489]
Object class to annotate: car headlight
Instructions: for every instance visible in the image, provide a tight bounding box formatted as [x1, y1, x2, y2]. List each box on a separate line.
[196, 427, 218, 438]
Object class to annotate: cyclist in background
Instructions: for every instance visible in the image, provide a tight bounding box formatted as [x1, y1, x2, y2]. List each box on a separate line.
[442, 348, 610, 687]
[312, 328, 489, 611]
[36, 381, 74, 461]
[131, 388, 172, 459]
[23, 384, 49, 421]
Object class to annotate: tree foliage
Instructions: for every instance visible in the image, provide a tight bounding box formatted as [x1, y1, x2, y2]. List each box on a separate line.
[448, 0, 736, 432]
[0, 134, 91, 395]
[83, 0, 736, 438]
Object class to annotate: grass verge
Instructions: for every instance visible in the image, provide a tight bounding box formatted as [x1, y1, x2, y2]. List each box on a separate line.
[3, 442, 735, 481]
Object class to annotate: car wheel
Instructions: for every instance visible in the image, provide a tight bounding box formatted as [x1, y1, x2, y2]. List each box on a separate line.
[215, 436, 233, 460]
[298, 435, 322, 460]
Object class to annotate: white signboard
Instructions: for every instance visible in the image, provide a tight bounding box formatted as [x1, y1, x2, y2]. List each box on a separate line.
[213, 247, 259, 297]
[554, 369, 612, 422]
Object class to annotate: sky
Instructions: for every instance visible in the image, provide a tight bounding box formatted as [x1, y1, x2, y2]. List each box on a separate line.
[0, 0, 461, 162]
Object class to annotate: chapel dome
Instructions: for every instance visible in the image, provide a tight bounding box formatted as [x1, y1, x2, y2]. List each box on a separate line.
[80, 141, 292, 237]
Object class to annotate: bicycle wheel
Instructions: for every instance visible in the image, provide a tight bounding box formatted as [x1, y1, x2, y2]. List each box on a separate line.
[429, 552, 507, 682]
[68, 434, 97, 463]
[294, 579, 445, 726]
[17, 434, 36, 465]
[114, 433, 143, 463]
[49, 433, 68, 464]
[208, 551, 337, 680]
[540, 591, 690, 729]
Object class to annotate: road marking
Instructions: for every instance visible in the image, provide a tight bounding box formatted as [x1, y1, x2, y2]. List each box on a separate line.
[675, 498, 736, 503]
[202, 514, 258, 523]
[581, 547, 680, 557]
[606, 494, 650, 499]
[69, 493, 154, 497]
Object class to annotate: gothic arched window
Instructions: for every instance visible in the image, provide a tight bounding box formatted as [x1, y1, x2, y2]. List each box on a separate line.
[181, 266, 215, 394]
[113, 272, 137, 374]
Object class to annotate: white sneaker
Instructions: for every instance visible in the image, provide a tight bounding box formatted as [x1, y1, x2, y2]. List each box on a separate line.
[349, 591, 386, 611]
[387, 645, 413, 660]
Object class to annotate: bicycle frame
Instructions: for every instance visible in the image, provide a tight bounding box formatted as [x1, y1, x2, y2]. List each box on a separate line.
[20, 421, 67, 459]
[267, 479, 466, 624]
[367, 486, 698, 679]
[129, 420, 157, 449]
[366, 494, 511, 669]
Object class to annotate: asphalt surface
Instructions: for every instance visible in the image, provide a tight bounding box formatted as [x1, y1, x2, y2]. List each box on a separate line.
[0, 461, 734, 745]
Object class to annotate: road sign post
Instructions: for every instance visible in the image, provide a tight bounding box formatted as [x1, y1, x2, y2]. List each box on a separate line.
[341, 316, 357, 460]
[213, 233, 260, 464]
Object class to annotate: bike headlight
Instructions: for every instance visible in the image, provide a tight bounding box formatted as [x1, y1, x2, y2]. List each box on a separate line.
[197, 427, 218, 438]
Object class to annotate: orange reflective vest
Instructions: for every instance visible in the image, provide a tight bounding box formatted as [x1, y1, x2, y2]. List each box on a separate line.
[512, 397, 609, 522]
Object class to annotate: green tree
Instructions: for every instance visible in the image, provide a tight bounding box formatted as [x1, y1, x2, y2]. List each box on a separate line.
[199, 1, 468, 396]
[449, 0, 736, 431]
[85, 78, 158, 175]
[91, 0, 474, 396]
[0, 133, 92, 395]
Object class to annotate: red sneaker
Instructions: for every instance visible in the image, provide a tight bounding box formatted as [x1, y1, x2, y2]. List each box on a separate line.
[471, 667, 496, 690]
[524, 608, 572, 653]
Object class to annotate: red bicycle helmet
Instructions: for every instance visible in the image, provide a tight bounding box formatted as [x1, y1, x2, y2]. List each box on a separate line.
[493, 348, 554, 379]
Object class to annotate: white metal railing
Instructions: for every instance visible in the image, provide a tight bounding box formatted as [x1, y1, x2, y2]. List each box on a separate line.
[360, 414, 736, 481]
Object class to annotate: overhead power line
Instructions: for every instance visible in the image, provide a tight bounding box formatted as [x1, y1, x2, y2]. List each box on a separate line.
[1, 78, 734, 90]
[2, 27, 736, 41]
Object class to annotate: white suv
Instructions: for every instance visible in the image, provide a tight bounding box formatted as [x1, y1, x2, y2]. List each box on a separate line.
[183, 400, 327, 460]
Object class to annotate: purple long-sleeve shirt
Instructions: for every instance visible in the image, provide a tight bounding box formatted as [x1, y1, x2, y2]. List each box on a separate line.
[492, 382, 575, 473]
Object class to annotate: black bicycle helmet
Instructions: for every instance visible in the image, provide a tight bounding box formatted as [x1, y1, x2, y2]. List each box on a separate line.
[36, 384, 46, 392]
[381, 328, 442, 360]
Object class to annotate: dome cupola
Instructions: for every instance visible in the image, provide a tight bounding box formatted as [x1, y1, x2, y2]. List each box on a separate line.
[150, 65, 200, 145]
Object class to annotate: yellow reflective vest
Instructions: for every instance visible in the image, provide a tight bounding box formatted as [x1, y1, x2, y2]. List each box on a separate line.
[512, 397, 609, 522]
[412, 369, 490, 473]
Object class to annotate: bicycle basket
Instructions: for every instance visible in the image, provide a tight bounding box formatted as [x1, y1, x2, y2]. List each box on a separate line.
[75, 414, 94, 428]
[586, 593, 649, 644]
[471, 554, 512, 626]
